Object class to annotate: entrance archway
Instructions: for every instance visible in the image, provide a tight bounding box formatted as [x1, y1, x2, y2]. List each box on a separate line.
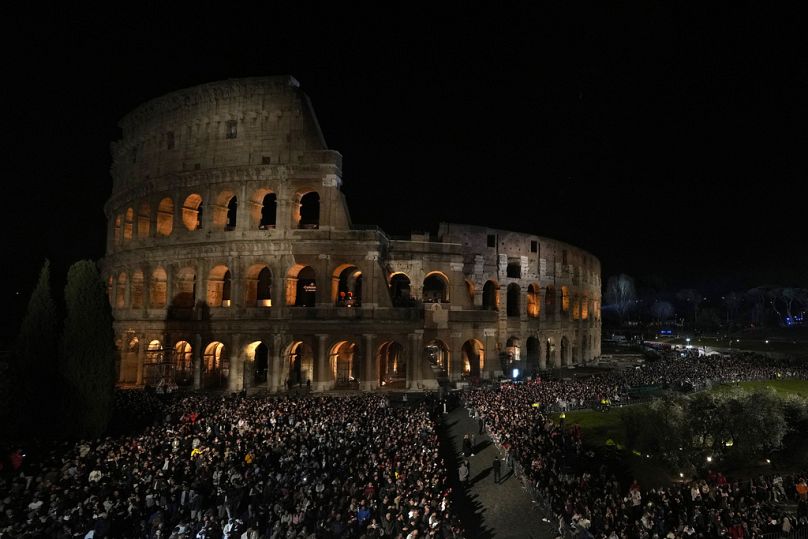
[546, 337, 557, 368]
[461, 339, 485, 379]
[203, 341, 227, 388]
[174, 340, 193, 385]
[561, 336, 571, 367]
[378, 341, 406, 388]
[244, 341, 269, 387]
[426, 339, 450, 374]
[526, 336, 540, 372]
[285, 341, 314, 388]
[330, 341, 359, 388]
[482, 280, 499, 310]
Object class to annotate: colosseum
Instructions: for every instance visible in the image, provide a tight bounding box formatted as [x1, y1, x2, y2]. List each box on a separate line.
[102, 76, 602, 392]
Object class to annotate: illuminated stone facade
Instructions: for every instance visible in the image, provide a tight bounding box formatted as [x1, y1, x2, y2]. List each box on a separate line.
[102, 76, 601, 392]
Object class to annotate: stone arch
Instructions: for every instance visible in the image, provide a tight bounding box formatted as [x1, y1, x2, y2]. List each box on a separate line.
[296, 191, 320, 229]
[173, 267, 196, 308]
[146, 339, 163, 364]
[123, 208, 134, 241]
[173, 340, 193, 385]
[561, 336, 571, 367]
[572, 294, 581, 320]
[423, 271, 449, 303]
[465, 280, 475, 304]
[482, 280, 499, 311]
[156, 197, 174, 236]
[333, 264, 362, 306]
[151, 267, 168, 308]
[245, 264, 273, 306]
[131, 269, 144, 309]
[461, 339, 485, 379]
[286, 264, 317, 307]
[244, 341, 269, 387]
[212, 190, 237, 230]
[507, 283, 521, 317]
[115, 272, 127, 309]
[582, 297, 590, 320]
[181, 194, 203, 231]
[378, 341, 406, 388]
[330, 340, 359, 388]
[113, 215, 122, 246]
[137, 201, 151, 238]
[545, 285, 556, 315]
[284, 341, 314, 387]
[203, 341, 227, 388]
[527, 284, 540, 318]
[389, 273, 412, 306]
[561, 286, 570, 315]
[526, 336, 541, 371]
[426, 339, 450, 374]
[250, 188, 277, 229]
[206, 265, 232, 307]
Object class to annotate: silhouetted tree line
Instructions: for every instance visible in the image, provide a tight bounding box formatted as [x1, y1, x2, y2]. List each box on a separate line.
[3, 259, 115, 441]
[604, 273, 808, 331]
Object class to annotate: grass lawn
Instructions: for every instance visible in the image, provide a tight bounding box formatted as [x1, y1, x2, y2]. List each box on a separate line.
[710, 379, 808, 398]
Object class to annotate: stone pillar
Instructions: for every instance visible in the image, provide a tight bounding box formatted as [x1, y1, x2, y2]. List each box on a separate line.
[228, 334, 242, 391]
[135, 335, 146, 385]
[314, 334, 330, 391]
[539, 338, 547, 371]
[362, 334, 376, 391]
[193, 333, 202, 390]
[406, 335, 415, 389]
[269, 334, 283, 392]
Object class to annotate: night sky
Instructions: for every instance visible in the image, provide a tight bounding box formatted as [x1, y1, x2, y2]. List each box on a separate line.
[4, 4, 806, 336]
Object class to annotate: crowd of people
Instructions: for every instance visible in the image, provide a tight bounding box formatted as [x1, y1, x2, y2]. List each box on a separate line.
[464, 351, 808, 539]
[1, 394, 464, 538]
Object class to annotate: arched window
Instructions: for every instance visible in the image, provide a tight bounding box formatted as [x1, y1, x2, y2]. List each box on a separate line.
[507, 260, 521, 279]
[115, 272, 127, 309]
[260, 193, 276, 229]
[113, 215, 122, 246]
[582, 298, 590, 320]
[174, 267, 196, 308]
[123, 208, 134, 241]
[131, 270, 144, 309]
[423, 272, 449, 303]
[482, 280, 499, 311]
[507, 283, 521, 317]
[156, 197, 174, 236]
[182, 194, 203, 231]
[287, 265, 317, 307]
[207, 265, 231, 307]
[390, 273, 412, 307]
[137, 201, 151, 238]
[151, 267, 167, 308]
[545, 286, 556, 314]
[572, 294, 580, 320]
[226, 196, 238, 230]
[561, 286, 570, 314]
[246, 265, 272, 307]
[334, 265, 362, 307]
[298, 192, 320, 229]
[527, 284, 540, 318]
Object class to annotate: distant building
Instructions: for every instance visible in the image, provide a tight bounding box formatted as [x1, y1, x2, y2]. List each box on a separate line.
[102, 76, 601, 391]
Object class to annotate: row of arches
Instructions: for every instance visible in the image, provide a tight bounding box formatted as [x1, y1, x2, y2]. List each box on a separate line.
[121, 336, 488, 389]
[108, 263, 599, 319]
[112, 189, 321, 246]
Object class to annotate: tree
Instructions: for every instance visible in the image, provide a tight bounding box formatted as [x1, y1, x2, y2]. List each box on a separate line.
[722, 292, 743, 329]
[13, 260, 60, 435]
[651, 301, 674, 326]
[677, 289, 702, 329]
[605, 274, 637, 325]
[61, 260, 116, 438]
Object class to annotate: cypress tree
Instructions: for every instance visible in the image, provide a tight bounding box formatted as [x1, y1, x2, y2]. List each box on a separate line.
[61, 260, 116, 438]
[13, 259, 59, 436]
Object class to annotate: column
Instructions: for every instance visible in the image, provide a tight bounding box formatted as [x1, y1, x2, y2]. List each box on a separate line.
[135, 335, 146, 385]
[228, 334, 241, 391]
[539, 337, 547, 370]
[406, 334, 415, 389]
[269, 334, 283, 392]
[193, 333, 202, 390]
[362, 334, 376, 391]
[315, 334, 330, 391]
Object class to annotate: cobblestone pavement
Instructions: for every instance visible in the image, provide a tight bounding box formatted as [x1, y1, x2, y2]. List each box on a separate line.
[443, 406, 557, 539]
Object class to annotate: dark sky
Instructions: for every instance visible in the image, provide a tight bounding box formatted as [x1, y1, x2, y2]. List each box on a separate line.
[4, 4, 806, 333]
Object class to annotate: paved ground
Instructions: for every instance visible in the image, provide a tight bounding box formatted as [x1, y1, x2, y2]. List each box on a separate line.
[441, 406, 557, 539]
